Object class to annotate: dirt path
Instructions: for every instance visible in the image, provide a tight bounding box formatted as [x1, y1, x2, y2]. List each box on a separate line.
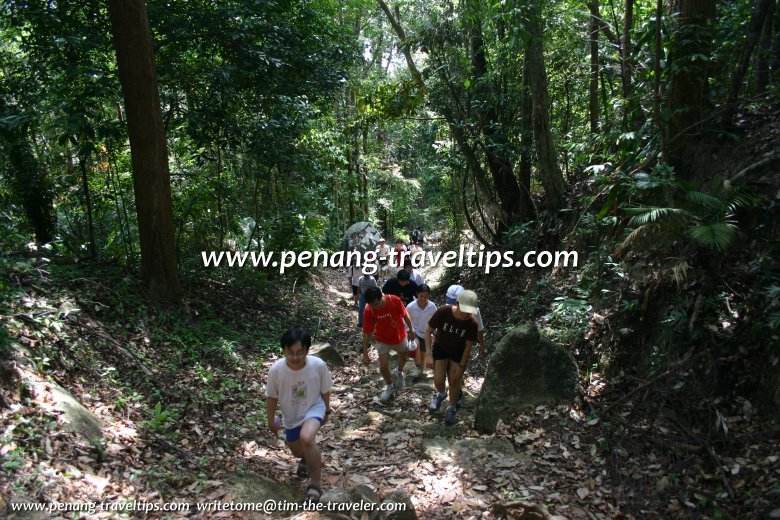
[278, 267, 620, 519]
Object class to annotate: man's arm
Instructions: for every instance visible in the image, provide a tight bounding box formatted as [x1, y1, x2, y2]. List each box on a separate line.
[403, 311, 415, 339]
[362, 332, 371, 365]
[460, 340, 473, 367]
[266, 396, 280, 432]
[321, 392, 331, 423]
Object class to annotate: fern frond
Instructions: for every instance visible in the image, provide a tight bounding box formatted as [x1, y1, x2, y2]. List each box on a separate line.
[725, 191, 756, 214]
[685, 190, 722, 210]
[624, 206, 691, 226]
[670, 259, 690, 287]
[687, 223, 739, 251]
[616, 223, 661, 256]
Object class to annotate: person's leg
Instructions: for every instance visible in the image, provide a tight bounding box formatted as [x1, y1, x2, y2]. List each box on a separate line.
[357, 292, 366, 328]
[433, 359, 448, 394]
[378, 352, 392, 384]
[287, 439, 304, 459]
[284, 426, 309, 477]
[416, 337, 425, 376]
[446, 360, 463, 407]
[299, 418, 323, 486]
[396, 350, 408, 372]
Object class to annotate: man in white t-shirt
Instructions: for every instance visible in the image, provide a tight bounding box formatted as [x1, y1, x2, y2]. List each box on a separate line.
[266, 328, 333, 504]
[406, 284, 437, 378]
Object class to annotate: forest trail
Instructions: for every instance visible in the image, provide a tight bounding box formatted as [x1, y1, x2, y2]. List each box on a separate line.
[4, 260, 776, 519]
[259, 266, 621, 519]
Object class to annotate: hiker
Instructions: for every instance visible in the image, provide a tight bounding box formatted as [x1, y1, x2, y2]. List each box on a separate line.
[266, 328, 333, 503]
[415, 226, 425, 247]
[410, 228, 418, 245]
[361, 287, 416, 402]
[403, 257, 425, 286]
[425, 290, 479, 426]
[357, 266, 378, 329]
[445, 285, 486, 357]
[405, 284, 437, 378]
[375, 238, 391, 281]
[382, 269, 419, 306]
[348, 254, 361, 309]
[392, 238, 408, 267]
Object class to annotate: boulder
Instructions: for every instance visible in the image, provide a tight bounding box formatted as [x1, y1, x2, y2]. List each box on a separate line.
[223, 471, 300, 518]
[310, 343, 344, 367]
[378, 490, 417, 520]
[11, 342, 103, 444]
[474, 324, 579, 433]
[341, 222, 383, 254]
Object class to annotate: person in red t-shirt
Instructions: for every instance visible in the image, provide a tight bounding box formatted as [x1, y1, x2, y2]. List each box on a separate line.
[361, 287, 416, 403]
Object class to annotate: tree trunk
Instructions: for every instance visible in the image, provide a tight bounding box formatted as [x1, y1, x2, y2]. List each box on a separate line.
[0, 103, 56, 243]
[526, 0, 567, 211]
[755, 0, 775, 92]
[519, 52, 534, 219]
[107, 0, 182, 306]
[667, 0, 716, 169]
[589, 0, 600, 135]
[79, 153, 97, 258]
[725, 0, 774, 120]
[468, 9, 525, 233]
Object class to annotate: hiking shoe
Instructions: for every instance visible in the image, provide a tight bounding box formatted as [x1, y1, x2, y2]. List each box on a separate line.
[295, 459, 309, 478]
[429, 391, 446, 412]
[380, 384, 395, 403]
[444, 405, 458, 426]
[394, 370, 406, 389]
[456, 390, 464, 410]
[302, 484, 322, 504]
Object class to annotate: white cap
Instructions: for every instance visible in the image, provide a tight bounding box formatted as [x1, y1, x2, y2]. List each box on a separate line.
[445, 285, 464, 305]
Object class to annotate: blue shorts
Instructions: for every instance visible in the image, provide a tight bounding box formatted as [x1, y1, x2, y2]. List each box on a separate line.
[285, 417, 323, 443]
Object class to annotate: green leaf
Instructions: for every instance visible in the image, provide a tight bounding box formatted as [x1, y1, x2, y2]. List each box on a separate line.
[687, 223, 739, 251]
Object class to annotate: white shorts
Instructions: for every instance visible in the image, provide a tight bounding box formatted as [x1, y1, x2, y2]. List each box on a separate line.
[376, 340, 408, 356]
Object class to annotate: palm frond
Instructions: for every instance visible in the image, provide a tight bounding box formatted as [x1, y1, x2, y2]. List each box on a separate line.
[685, 190, 723, 210]
[687, 223, 739, 251]
[616, 223, 661, 256]
[724, 191, 756, 214]
[669, 258, 690, 287]
[624, 206, 691, 226]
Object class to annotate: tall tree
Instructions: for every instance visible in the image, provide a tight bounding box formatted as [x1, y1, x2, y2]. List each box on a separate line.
[0, 101, 56, 243]
[106, 0, 181, 305]
[525, 0, 567, 210]
[667, 0, 716, 170]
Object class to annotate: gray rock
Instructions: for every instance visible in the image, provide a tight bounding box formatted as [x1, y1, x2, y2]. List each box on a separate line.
[310, 343, 344, 367]
[474, 324, 579, 433]
[349, 484, 378, 505]
[49, 383, 104, 444]
[223, 471, 300, 518]
[11, 342, 103, 443]
[320, 486, 353, 506]
[378, 490, 417, 520]
[341, 222, 383, 254]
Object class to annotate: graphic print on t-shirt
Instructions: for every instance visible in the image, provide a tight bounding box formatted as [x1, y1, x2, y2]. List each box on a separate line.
[291, 380, 306, 407]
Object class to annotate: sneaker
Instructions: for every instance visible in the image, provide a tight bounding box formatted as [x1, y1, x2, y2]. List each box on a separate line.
[456, 390, 464, 410]
[410, 366, 421, 378]
[394, 370, 406, 389]
[429, 391, 446, 412]
[380, 384, 395, 403]
[444, 405, 458, 426]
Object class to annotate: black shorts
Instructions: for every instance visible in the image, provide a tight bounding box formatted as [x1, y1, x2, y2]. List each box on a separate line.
[432, 342, 464, 364]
